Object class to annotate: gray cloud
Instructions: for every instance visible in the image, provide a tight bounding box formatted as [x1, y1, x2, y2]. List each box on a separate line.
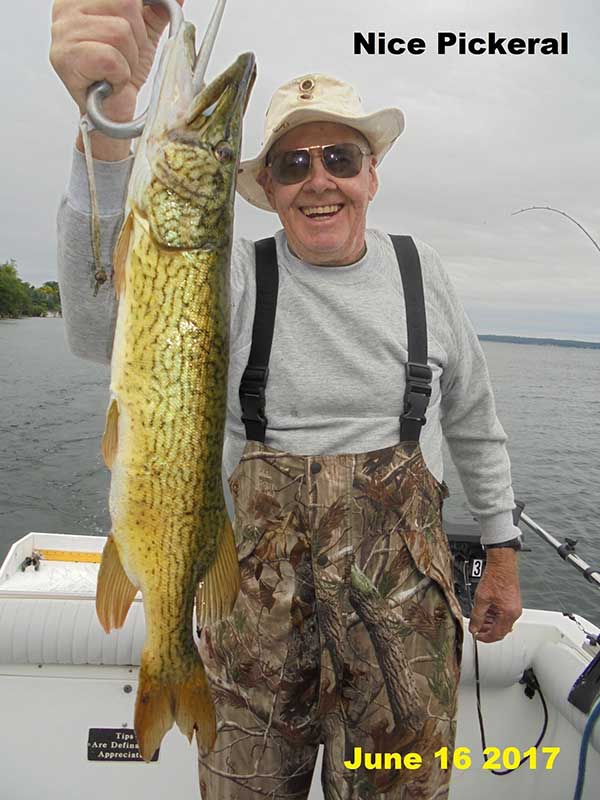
[2, 0, 599, 339]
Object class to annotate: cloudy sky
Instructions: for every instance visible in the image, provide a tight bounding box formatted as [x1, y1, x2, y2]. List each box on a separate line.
[2, 0, 599, 339]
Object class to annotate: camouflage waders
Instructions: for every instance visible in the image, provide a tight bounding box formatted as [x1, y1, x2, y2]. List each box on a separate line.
[197, 237, 464, 798]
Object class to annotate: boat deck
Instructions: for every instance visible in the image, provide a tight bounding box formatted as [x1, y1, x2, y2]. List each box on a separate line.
[1, 531, 599, 799]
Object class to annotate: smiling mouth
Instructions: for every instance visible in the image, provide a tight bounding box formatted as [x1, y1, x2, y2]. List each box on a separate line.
[300, 203, 344, 219]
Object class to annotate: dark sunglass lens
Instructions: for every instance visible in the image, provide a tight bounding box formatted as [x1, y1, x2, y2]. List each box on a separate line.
[323, 143, 363, 178]
[271, 150, 311, 184]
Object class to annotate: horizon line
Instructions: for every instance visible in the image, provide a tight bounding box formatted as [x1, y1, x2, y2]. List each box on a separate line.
[478, 333, 600, 348]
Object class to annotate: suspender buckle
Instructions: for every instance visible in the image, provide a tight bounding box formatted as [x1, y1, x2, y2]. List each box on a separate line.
[402, 361, 432, 426]
[239, 365, 269, 426]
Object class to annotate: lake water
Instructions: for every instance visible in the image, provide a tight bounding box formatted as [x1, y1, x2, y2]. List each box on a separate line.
[1, 317, 599, 626]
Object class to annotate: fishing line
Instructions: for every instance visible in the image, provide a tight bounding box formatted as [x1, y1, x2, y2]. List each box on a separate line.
[79, 117, 107, 295]
[531, 529, 572, 619]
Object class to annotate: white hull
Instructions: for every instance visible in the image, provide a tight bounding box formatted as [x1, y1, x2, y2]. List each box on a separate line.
[1, 532, 599, 799]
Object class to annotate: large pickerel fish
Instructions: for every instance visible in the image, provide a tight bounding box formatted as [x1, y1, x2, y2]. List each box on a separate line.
[96, 19, 255, 762]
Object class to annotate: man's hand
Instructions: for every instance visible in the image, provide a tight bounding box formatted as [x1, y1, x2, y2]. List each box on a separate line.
[468, 548, 522, 643]
[50, 0, 185, 159]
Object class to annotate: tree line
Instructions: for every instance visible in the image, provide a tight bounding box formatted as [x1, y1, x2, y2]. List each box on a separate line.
[0, 260, 61, 318]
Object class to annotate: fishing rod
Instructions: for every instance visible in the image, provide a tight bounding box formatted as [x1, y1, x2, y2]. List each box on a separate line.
[518, 507, 600, 786]
[447, 502, 600, 620]
[518, 508, 600, 591]
[461, 504, 600, 783]
[512, 206, 600, 257]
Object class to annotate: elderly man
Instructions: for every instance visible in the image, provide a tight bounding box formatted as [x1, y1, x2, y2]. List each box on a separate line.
[51, 2, 522, 798]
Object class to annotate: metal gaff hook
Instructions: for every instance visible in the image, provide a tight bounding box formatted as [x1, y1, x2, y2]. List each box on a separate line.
[82, 0, 185, 140]
[192, 0, 227, 94]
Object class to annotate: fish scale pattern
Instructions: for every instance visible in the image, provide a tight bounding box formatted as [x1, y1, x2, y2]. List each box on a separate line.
[109, 217, 230, 670]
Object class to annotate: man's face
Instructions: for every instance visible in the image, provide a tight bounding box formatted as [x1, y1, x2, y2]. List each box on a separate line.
[257, 122, 379, 266]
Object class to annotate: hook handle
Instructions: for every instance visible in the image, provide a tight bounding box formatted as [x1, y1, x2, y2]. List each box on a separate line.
[192, 0, 227, 94]
[83, 0, 184, 140]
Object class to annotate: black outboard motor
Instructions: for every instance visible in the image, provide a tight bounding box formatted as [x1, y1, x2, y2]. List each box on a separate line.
[446, 522, 485, 617]
[446, 501, 525, 617]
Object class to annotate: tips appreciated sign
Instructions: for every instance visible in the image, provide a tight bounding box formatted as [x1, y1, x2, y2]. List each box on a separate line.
[87, 728, 160, 762]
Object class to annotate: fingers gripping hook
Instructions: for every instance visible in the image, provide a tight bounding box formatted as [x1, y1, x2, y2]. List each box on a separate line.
[83, 0, 185, 139]
[84, 0, 229, 139]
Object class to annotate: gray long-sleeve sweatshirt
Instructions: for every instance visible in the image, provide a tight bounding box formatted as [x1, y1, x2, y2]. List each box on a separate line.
[57, 148, 522, 545]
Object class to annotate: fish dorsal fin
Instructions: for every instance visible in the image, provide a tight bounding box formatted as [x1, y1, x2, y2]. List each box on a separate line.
[102, 397, 119, 470]
[113, 211, 134, 297]
[96, 534, 138, 633]
[196, 515, 240, 626]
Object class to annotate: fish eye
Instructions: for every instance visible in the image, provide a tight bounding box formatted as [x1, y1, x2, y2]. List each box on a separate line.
[214, 142, 233, 163]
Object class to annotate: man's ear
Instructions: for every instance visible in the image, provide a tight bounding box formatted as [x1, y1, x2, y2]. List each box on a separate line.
[368, 157, 379, 202]
[256, 168, 277, 211]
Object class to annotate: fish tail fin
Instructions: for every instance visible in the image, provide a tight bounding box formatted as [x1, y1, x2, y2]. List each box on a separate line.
[134, 651, 216, 761]
[134, 654, 175, 762]
[196, 515, 240, 626]
[96, 534, 137, 633]
[175, 658, 217, 754]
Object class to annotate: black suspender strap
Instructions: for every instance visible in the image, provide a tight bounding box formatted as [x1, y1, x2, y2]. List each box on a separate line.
[389, 235, 433, 443]
[240, 234, 430, 445]
[239, 237, 279, 442]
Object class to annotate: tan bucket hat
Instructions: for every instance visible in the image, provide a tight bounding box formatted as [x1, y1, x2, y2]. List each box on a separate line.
[237, 73, 406, 211]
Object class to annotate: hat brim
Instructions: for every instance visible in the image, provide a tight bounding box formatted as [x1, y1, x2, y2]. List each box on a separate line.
[236, 106, 405, 212]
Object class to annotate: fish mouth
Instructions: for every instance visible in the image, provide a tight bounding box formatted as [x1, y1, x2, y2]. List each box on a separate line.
[232, 52, 257, 118]
[186, 52, 256, 137]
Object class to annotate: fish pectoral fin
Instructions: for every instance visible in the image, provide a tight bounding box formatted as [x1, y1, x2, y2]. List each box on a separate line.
[101, 397, 119, 470]
[112, 210, 134, 296]
[96, 534, 138, 633]
[196, 516, 240, 626]
[134, 654, 216, 761]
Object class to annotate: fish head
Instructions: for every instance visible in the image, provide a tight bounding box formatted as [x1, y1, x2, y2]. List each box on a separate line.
[145, 51, 256, 251]
[187, 51, 257, 168]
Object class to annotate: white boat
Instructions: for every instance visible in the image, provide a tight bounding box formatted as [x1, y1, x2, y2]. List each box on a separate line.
[1, 530, 599, 800]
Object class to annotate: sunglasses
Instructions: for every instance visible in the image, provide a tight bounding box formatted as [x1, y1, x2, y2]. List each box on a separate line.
[266, 142, 371, 185]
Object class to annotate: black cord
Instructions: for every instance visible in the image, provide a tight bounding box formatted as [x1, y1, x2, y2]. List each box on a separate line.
[474, 637, 549, 774]
[464, 559, 550, 775]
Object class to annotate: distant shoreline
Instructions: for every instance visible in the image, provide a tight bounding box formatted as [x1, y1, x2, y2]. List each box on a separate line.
[479, 334, 600, 350]
[0, 313, 61, 320]
[2, 317, 598, 349]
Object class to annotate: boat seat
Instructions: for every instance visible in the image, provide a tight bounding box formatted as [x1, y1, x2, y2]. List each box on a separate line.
[0, 597, 529, 686]
[0, 596, 146, 666]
